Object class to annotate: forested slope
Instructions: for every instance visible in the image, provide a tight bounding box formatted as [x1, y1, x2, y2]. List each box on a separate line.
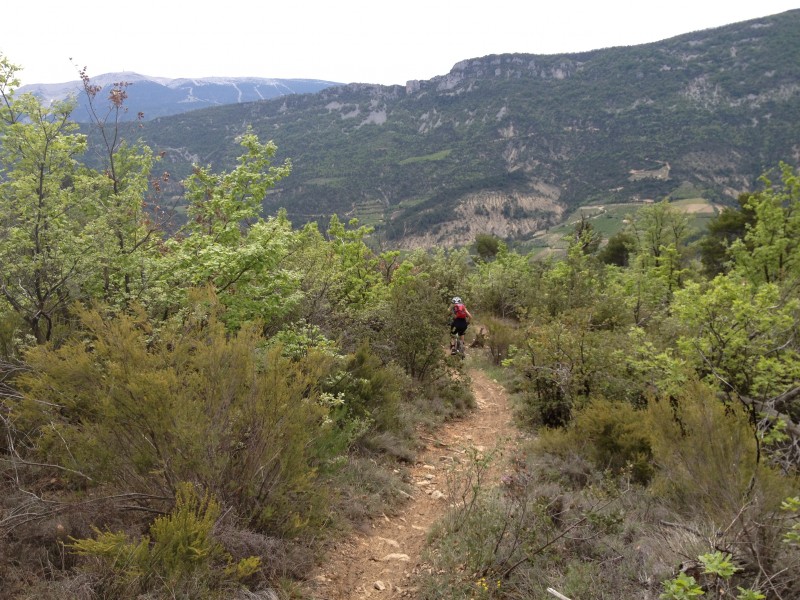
[127, 9, 800, 248]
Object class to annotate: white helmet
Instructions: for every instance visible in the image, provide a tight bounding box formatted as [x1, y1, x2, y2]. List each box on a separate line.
[452, 296, 462, 304]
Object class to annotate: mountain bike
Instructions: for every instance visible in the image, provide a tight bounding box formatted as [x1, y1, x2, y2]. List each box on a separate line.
[451, 333, 465, 358]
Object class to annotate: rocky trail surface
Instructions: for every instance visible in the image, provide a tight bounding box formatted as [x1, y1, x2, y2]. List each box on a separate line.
[302, 364, 523, 599]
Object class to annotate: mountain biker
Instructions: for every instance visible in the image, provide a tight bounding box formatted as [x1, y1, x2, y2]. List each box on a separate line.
[449, 296, 473, 355]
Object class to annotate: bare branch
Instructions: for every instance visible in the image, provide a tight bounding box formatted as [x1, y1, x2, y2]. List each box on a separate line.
[738, 392, 800, 439]
[0, 490, 172, 535]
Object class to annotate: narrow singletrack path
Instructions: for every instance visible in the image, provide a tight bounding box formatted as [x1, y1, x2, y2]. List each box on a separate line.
[302, 365, 523, 599]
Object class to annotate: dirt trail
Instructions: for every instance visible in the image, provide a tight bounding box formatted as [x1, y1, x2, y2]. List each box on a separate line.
[302, 365, 522, 599]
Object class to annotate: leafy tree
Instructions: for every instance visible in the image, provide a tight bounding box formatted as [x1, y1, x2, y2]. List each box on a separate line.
[628, 198, 691, 293]
[729, 162, 800, 286]
[474, 233, 501, 261]
[668, 165, 800, 470]
[568, 214, 602, 255]
[410, 246, 472, 306]
[608, 201, 692, 328]
[539, 240, 602, 316]
[508, 237, 639, 426]
[322, 215, 384, 312]
[697, 194, 756, 277]
[161, 132, 299, 329]
[0, 61, 96, 342]
[384, 273, 447, 381]
[181, 129, 290, 241]
[470, 244, 535, 319]
[598, 230, 635, 267]
[0, 61, 169, 340]
[77, 69, 168, 308]
[279, 215, 390, 349]
[672, 274, 800, 400]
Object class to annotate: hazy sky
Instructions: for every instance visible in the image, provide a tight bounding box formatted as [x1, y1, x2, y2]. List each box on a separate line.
[4, 1, 799, 87]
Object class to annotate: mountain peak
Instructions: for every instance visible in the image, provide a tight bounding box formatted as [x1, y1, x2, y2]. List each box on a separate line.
[18, 73, 343, 121]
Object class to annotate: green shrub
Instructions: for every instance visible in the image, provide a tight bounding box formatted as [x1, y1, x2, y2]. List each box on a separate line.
[147, 483, 226, 580]
[269, 321, 338, 359]
[513, 310, 635, 428]
[784, 496, 800, 545]
[646, 382, 800, 597]
[660, 552, 767, 600]
[419, 445, 639, 599]
[519, 379, 572, 428]
[16, 297, 335, 536]
[0, 308, 28, 360]
[69, 483, 259, 597]
[569, 398, 654, 484]
[383, 274, 447, 381]
[325, 341, 408, 437]
[645, 382, 791, 518]
[482, 316, 520, 366]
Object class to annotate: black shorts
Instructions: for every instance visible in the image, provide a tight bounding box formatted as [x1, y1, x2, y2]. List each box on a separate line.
[451, 318, 468, 335]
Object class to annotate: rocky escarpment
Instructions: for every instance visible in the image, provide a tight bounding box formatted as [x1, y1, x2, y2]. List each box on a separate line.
[398, 187, 564, 249]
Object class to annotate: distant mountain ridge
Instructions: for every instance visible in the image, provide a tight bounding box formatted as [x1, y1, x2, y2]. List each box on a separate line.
[19, 72, 342, 120]
[26, 10, 799, 249]
[121, 9, 800, 248]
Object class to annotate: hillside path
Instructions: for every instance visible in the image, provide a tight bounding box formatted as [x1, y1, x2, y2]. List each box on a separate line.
[302, 364, 523, 599]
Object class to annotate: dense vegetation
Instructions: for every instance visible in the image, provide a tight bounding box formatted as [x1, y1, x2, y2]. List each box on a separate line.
[2, 50, 799, 600]
[418, 166, 800, 598]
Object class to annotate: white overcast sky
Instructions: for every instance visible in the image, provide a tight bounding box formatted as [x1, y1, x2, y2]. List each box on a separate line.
[3, 1, 799, 87]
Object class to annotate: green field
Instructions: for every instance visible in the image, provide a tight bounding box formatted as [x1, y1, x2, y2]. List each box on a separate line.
[513, 198, 722, 255]
[351, 198, 386, 226]
[398, 149, 452, 165]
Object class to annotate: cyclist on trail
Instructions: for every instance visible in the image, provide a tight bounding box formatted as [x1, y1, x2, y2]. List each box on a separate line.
[449, 296, 473, 355]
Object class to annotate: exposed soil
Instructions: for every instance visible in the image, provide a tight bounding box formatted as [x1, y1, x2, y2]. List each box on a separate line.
[399, 189, 563, 250]
[679, 202, 720, 214]
[301, 362, 523, 599]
